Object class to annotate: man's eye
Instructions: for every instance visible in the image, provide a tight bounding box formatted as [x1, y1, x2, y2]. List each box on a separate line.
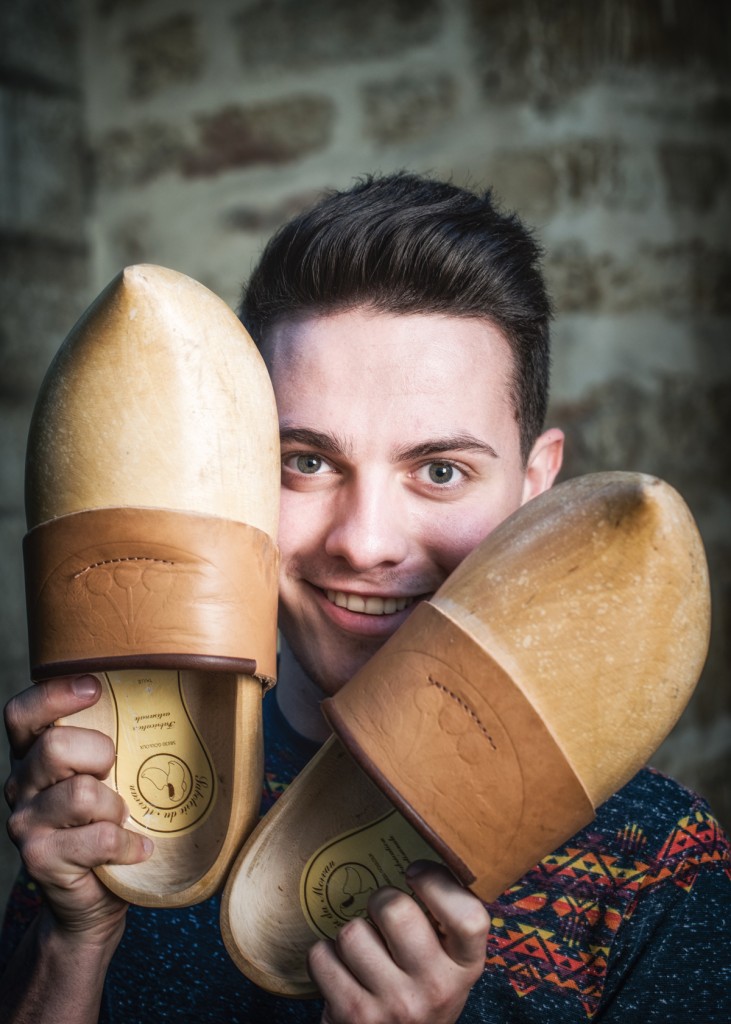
[428, 462, 454, 484]
[292, 454, 324, 474]
[417, 461, 463, 485]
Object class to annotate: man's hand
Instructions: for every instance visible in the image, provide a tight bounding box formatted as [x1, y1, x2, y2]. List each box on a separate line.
[308, 861, 490, 1024]
[4, 675, 152, 945]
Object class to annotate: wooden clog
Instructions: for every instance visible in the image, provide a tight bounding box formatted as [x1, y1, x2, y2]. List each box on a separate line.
[24, 265, 280, 907]
[220, 472, 710, 995]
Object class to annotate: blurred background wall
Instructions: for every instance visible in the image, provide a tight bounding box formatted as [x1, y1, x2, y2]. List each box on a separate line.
[1, 0, 729, 907]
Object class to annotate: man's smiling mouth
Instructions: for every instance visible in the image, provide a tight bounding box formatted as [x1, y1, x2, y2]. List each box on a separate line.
[325, 590, 416, 616]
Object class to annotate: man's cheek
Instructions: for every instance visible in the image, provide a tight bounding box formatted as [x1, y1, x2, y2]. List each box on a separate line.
[277, 494, 322, 553]
[427, 520, 501, 576]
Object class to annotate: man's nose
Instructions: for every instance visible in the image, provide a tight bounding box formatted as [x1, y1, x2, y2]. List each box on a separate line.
[324, 476, 410, 571]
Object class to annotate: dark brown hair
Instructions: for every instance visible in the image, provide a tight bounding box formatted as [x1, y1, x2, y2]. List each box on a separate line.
[240, 172, 552, 461]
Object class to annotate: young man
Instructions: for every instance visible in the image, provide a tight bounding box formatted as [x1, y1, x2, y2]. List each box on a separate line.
[2, 174, 729, 1023]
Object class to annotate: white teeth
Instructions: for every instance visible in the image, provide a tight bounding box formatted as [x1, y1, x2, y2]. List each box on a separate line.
[326, 590, 415, 615]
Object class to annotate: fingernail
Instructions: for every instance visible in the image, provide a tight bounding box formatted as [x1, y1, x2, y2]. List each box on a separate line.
[141, 836, 154, 858]
[405, 859, 432, 879]
[71, 675, 99, 699]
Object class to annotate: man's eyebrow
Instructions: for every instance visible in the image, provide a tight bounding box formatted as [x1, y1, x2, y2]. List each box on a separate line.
[279, 426, 351, 458]
[394, 434, 500, 461]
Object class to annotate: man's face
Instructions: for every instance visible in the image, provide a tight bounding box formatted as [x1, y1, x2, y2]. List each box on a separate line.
[263, 307, 563, 697]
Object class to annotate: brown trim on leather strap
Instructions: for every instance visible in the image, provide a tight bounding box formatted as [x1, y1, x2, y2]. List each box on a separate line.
[24, 507, 279, 687]
[31, 653, 258, 680]
[322, 601, 595, 902]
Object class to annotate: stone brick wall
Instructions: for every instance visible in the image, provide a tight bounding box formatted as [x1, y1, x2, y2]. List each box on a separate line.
[0, 0, 92, 902]
[1, 0, 729, 907]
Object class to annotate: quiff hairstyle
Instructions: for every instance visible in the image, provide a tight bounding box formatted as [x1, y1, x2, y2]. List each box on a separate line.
[240, 172, 552, 463]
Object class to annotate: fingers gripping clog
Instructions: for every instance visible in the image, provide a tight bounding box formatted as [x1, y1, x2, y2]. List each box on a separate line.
[221, 472, 710, 996]
[24, 265, 279, 907]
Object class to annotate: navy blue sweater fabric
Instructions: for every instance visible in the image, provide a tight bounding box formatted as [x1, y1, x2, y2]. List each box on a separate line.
[2, 690, 729, 1022]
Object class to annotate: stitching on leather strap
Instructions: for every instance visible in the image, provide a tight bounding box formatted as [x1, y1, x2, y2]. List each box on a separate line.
[324, 601, 595, 901]
[74, 556, 175, 577]
[24, 506, 279, 684]
[428, 675, 497, 750]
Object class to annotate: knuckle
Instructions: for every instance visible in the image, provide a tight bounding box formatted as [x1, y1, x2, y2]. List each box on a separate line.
[4, 773, 19, 810]
[329, 993, 374, 1024]
[40, 725, 69, 765]
[467, 957, 485, 985]
[306, 938, 329, 972]
[388, 991, 427, 1024]
[357, 1004, 379, 1024]
[426, 979, 454, 1015]
[21, 834, 52, 879]
[333, 917, 370, 955]
[368, 888, 414, 929]
[96, 731, 116, 765]
[460, 901, 491, 940]
[98, 734, 117, 771]
[6, 805, 29, 846]
[3, 693, 26, 738]
[67, 774, 101, 817]
[47, 725, 112, 772]
[94, 820, 124, 861]
[413, 985, 456, 1023]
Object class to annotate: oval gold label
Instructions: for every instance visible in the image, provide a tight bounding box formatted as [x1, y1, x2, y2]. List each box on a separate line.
[300, 809, 441, 939]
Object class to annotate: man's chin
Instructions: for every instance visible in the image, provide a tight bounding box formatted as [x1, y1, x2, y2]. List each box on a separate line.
[307, 658, 372, 699]
[294, 638, 385, 699]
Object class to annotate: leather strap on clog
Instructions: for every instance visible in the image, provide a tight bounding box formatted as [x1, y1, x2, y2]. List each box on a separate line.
[322, 601, 594, 901]
[24, 507, 279, 687]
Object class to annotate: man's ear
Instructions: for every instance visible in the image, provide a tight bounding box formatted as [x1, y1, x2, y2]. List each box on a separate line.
[521, 428, 564, 504]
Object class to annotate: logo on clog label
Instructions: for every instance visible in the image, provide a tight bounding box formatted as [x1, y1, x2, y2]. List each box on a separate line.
[106, 669, 216, 834]
[300, 810, 440, 939]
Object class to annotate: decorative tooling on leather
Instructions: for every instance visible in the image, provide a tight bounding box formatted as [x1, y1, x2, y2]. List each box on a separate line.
[324, 601, 594, 900]
[73, 556, 188, 647]
[74, 555, 174, 576]
[24, 505, 279, 681]
[428, 675, 497, 751]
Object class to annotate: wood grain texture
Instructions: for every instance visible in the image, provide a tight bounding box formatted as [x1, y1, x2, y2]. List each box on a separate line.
[26, 263, 279, 534]
[222, 471, 710, 993]
[24, 264, 280, 906]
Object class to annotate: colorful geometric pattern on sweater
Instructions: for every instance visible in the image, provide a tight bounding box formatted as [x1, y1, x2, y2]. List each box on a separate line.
[2, 692, 729, 1024]
[484, 783, 730, 1019]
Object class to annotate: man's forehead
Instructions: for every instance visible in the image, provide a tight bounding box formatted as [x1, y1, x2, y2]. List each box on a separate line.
[262, 308, 514, 382]
[262, 310, 519, 458]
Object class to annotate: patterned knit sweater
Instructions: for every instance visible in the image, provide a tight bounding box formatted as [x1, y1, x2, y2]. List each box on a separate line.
[1, 691, 729, 1023]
